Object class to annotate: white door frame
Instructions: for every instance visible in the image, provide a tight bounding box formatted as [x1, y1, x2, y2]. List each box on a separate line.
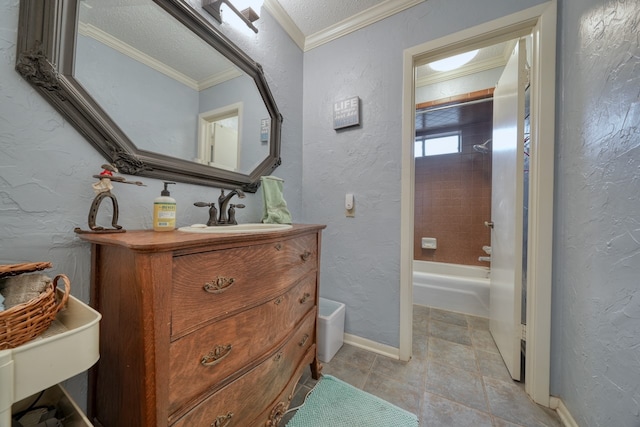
[399, 1, 556, 406]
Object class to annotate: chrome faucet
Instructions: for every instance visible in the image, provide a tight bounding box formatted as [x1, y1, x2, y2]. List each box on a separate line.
[217, 188, 245, 225]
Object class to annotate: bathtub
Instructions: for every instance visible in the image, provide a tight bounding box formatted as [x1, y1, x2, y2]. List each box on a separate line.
[413, 260, 490, 318]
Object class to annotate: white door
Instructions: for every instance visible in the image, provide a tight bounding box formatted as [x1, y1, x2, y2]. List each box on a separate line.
[211, 122, 239, 170]
[489, 38, 527, 381]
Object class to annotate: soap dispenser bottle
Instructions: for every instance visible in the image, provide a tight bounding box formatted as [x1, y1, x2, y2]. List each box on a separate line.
[153, 182, 176, 231]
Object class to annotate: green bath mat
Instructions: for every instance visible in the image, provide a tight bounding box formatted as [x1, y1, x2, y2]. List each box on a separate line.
[286, 375, 419, 427]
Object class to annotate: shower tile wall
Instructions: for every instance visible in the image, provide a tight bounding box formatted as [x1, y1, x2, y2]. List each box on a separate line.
[414, 120, 492, 266]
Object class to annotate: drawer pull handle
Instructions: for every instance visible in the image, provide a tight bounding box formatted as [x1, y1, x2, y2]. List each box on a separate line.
[299, 333, 309, 347]
[201, 344, 233, 367]
[212, 412, 233, 427]
[299, 293, 311, 304]
[300, 250, 312, 262]
[274, 296, 283, 305]
[204, 276, 235, 294]
[273, 352, 283, 362]
[274, 243, 282, 251]
[267, 401, 289, 426]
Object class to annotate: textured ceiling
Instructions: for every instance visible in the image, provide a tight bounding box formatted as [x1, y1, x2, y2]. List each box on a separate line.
[79, 0, 238, 83]
[78, 0, 510, 87]
[77, 0, 405, 83]
[416, 42, 512, 82]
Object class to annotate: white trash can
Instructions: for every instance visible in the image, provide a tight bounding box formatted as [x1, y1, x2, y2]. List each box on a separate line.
[317, 297, 345, 363]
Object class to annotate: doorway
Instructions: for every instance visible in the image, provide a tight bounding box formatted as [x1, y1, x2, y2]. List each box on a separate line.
[413, 41, 533, 380]
[399, 1, 556, 406]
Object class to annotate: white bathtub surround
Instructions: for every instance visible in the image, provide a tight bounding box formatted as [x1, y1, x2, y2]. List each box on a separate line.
[413, 260, 490, 318]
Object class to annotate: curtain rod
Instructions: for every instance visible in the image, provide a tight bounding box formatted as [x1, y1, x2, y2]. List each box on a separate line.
[418, 96, 493, 113]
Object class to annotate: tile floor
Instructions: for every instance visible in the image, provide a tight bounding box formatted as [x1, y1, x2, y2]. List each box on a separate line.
[282, 305, 561, 427]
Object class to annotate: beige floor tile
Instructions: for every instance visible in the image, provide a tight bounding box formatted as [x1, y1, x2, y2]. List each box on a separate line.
[428, 336, 478, 372]
[321, 356, 370, 389]
[425, 360, 488, 412]
[363, 371, 423, 415]
[471, 329, 500, 353]
[287, 306, 561, 426]
[484, 376, 562, 427]
[429, 319, 473, 345]
[372, 354, 428, 389]
[420, 391, 493, 427]
[467, 314, 490, 330]
[476, 349, 513, 382]
[330, 343, 377, 369]
[431, 308, 469, 327]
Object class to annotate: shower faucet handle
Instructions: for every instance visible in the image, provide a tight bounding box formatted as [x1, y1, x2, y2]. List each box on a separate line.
[484, 221, 494, 229]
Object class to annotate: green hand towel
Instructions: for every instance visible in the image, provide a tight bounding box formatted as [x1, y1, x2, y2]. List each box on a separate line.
[261, 176, 292, 224]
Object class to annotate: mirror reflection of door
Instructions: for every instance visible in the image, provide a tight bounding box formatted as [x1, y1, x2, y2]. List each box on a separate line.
[210, 121, 238, 169]
[198, 104, 242, 171]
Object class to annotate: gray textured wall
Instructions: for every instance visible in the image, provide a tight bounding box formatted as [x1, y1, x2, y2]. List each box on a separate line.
[76, 33, 199, 160]
[302, 0, 545, 348]
[552, 0, 640, 425]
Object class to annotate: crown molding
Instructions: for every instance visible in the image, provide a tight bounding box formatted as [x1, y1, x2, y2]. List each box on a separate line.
[265, 0, 424, 52]
[78, 22, 240, 91]
[197, 68, 244, 91]
[263, 0, 305, 50]
[78, 22, 199, 90]
[304, 0, 424, 51]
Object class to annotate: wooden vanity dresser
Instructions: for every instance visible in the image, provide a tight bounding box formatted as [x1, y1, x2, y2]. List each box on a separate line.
[79, 224, 325, 427]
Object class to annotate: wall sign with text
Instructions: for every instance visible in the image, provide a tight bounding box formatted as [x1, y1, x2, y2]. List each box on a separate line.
[260, 118, 271, 143]
[333, 96, 360, 130]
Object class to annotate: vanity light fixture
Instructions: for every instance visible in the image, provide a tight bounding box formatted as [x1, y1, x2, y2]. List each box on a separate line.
[429, 49, 479, 72]
[203, 0, 263, 33]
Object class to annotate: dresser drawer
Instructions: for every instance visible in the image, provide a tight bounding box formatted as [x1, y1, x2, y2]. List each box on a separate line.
[172, 234, 318, 337]
[171, 309, 316, 427]
[168, 274, 316, 414]
[253, 347, 316, 427]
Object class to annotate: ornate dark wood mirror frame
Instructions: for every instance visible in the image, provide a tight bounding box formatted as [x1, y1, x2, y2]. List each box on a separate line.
[16, 0, 282, 192]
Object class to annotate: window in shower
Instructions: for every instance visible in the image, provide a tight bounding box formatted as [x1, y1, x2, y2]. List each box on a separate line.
[414, 131, 461, 157]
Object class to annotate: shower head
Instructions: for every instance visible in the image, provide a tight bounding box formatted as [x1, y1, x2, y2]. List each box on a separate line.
[473, 139, 492, 154]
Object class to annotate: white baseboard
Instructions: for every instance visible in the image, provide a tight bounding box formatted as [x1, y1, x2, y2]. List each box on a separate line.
[549, 396, 579, 427]
[342, 333, 400, 360]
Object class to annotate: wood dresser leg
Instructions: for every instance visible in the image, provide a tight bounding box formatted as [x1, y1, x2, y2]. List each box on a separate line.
[310, 358, 323, 380]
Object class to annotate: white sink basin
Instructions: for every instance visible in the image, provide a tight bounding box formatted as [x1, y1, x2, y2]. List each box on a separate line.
[178, 223, 292, 233]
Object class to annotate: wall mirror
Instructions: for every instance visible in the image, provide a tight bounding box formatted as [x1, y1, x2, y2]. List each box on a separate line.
[16, 0, 282, 192]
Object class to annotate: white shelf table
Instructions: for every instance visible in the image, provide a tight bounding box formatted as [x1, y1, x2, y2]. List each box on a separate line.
[0, 294, 101, 427]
